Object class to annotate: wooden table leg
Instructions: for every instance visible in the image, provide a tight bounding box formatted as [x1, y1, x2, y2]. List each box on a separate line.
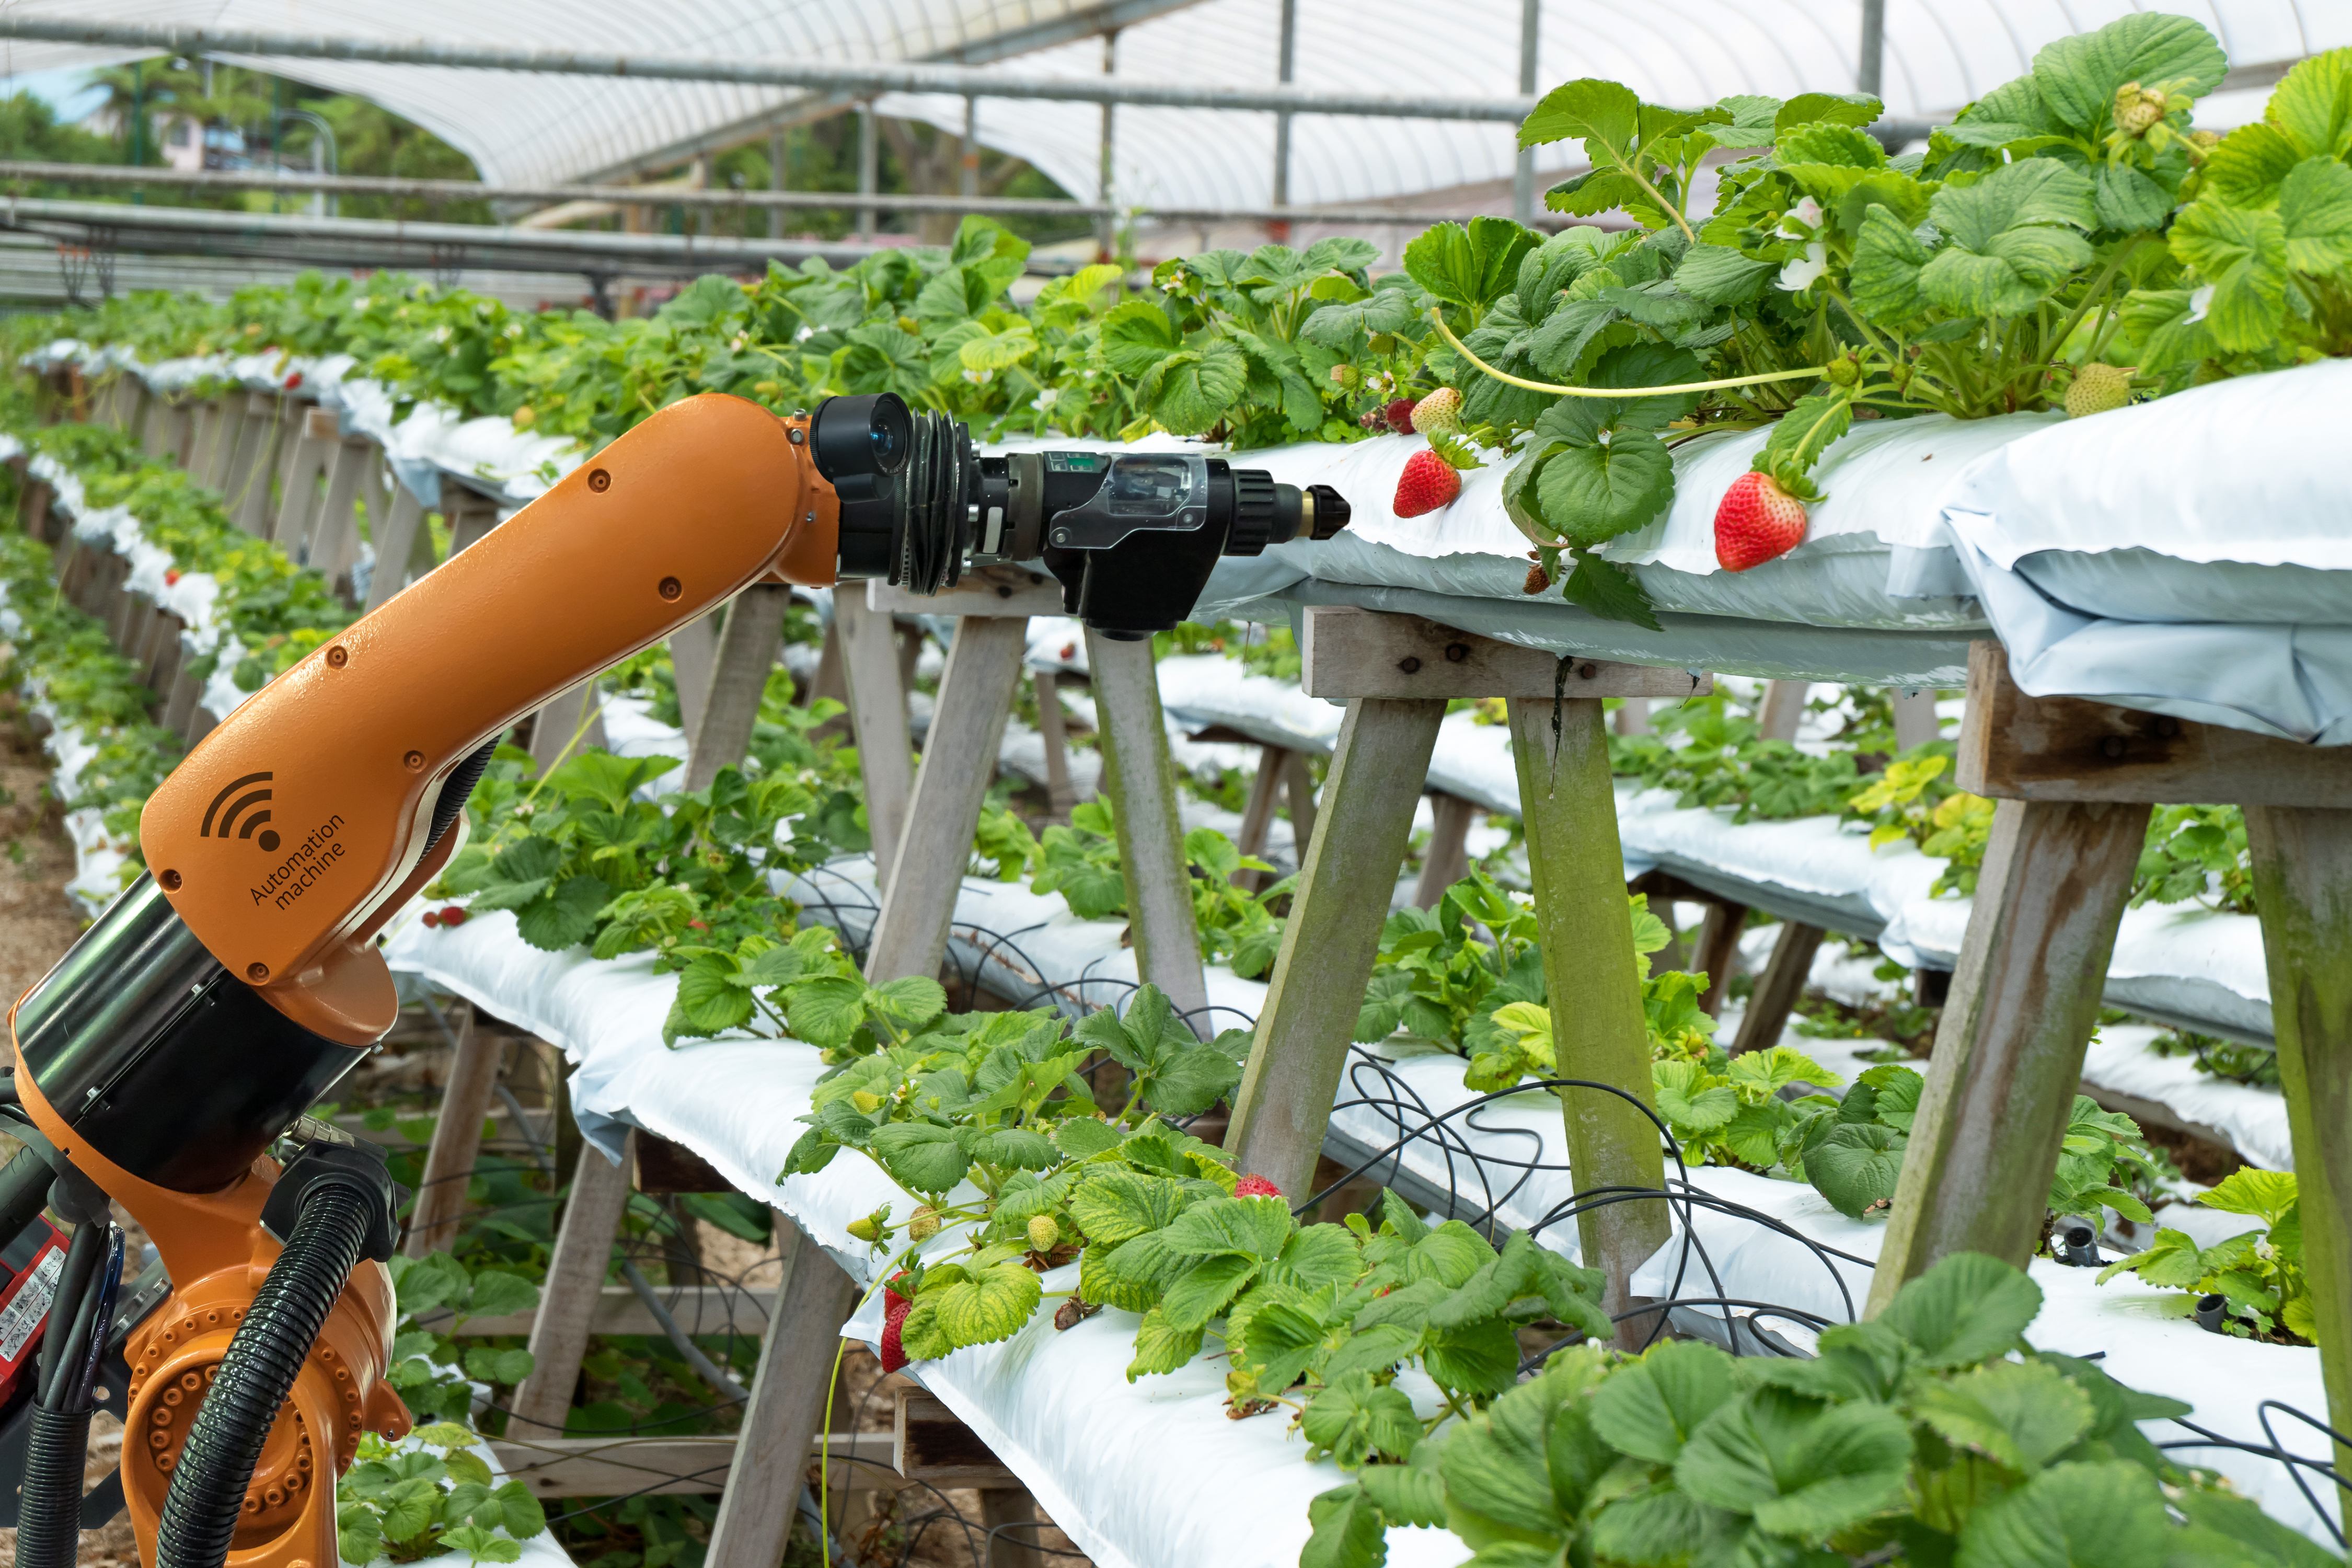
[364, 487, 430, 613]
[1893, 687, 1942, 750]
[1508, 695, 1668, 1343]
[1282, 748, 1319, 852]
[1867, 797, 2149, 1310]
[509, 1131, 639, 1437]
[1733, 921, 1825, 1055]
[1033, 668, 1078, 819]
[1758, 678, 1809, 742]
[864, 617, 1026, 984]
[1228, 697, 1445, 1201]
[669, 608, 721, 736]
[1690, 899, 1749, 1018]
[1083, 629, 1209, 1023]
[836, 594, 914, 882]
[979, 1489, 1044, 1568]
[2246, 805, 2352, 1489]
[528, 680, 609, 778]
[1412, 791, 1475, 909]
[686, 585, 791, 790]
[701, 1214, 861, 1568]
[405, 1002, 503, 1258]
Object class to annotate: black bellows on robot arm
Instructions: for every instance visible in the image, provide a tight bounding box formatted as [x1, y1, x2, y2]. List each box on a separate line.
[809, 392, 1351, 638]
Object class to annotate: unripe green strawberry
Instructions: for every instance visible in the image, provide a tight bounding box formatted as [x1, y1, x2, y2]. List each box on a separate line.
[1410, 387, 1462, 437]
[908, 1205, 941, 1243]
[1027, 1214, 1060, 1253]
[2066, 363, 2135, 419]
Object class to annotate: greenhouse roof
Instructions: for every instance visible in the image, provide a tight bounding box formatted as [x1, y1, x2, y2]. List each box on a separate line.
[0, 1, 2337, 215]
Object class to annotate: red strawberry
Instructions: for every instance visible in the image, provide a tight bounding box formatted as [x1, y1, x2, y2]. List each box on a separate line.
[1713, 471, 1807, 572]
[1392, 450, 1461, 518]
[879, 1275, 916, 1373]
[163, 568, 181, 586]
[1382, 398, 1416, 434]
[421, 910, 441, 929]
[1235, 1175, 1282, 1198]
[439, 905, 467, 927]
[284, 371, 304, 390]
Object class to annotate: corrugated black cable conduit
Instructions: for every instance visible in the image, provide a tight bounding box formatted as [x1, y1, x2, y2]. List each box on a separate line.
[15, 1217, 110, 1568]
[154, 1183, 372, 1568]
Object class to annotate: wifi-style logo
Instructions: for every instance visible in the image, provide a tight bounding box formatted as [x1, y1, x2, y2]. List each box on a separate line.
[201, 771, 281, 853]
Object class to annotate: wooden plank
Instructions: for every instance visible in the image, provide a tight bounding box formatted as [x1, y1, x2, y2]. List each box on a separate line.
[1867, 797, 2150, 1310]
[144, 398, 192, 466]
[836, 594, 914, 882]
[528, 679, 610, 778]
[669, 609, 721, 736]
[508, 1132, 640, 1437]
[1690, 900, 1748, 1020]
[229, 394, 284, 534]
[1228, 697, 1446, 1201]
[1893, 686, 1941, 751]
[405, 1003, 503, 1259]
[1612, 698, 1652, 736]
[980, 1490, 1045, 1568]
[1084, 628, 1209, 1024]
[1733, 921, 1825, 1055]
[1232, 743, 1288, 890]
[1758, 678, 1809, 741]
[704, 1216, 863, 1568]
[866, 564, 1062, 617]
[2244, 805, 2352, 1486]
[1412, 792, 1475, 909]
[635, 1132, 735, 1194]
[186, 399, 227, 487]
[1282, 748, 1319, 853]
[864, 616, 1027, 985]
[308, 439, 374, 593]
[490, 1432, 898, 1498]
[1958, 641, 2352, 808]
[363, 485, 430, 613]
[269, 422, 337, 556]
[893, 1390, 1020, 1488]
[1508, 694, 1669, 1344]
[422, 1284, 776, 1340]
[445, 488, 504, 556]
[1033, 668, 1079, 817]
[1301, 606, 1712, 701]
[685, 585, 791, 791]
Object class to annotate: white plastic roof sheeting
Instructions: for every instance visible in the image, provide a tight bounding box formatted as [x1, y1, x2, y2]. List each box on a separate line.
[0, 2, 2344, 215]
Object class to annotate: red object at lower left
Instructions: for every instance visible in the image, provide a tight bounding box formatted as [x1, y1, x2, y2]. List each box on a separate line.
[0, 1217, 70, 1408]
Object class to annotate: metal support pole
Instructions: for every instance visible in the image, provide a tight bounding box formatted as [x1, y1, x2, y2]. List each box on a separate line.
[1271, 0, 1298, 218]
[768, 126, 787, 240]
[1859, 0, 1887, 97]
[856, 103, 878, 239]
[1512, 0, 1541, 223]
[1098, 30, 1119, 258]
[960, 96, 979, 201]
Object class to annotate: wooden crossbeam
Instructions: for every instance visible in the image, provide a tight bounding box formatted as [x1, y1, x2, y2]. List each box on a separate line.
[419, 1284, 777, 1340]
[489, 1431, 899, 1497]
[893, 1391, 1020, 1488]
[1301, 607, 1712, 701]
[1958, 641, 2352, 807]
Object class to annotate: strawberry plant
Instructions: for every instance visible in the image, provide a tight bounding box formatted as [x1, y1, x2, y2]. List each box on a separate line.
[336, 1422, 549, 1566]
[2099, 1168, 2313, 1343]
[383, 1249, 543, 1425]
[2134, 803, 2256, 914]
[1301, 1251, 2312, 1568]
[1025, 796, 1291, 974]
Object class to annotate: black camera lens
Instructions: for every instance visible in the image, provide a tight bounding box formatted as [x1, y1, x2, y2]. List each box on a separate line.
[812, 392, 913, 480]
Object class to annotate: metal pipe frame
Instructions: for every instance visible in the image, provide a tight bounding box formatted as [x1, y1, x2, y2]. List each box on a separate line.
[0, 17, 1535, 123]
[0, 159, 1527, 231]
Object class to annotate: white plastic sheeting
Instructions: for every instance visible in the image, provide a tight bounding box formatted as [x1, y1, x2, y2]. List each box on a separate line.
[381, 903, 2334, 1552]
[2, 2, 2346, 213]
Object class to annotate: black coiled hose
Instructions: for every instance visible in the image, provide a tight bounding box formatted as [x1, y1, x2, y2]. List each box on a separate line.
[154, 1183, 372, 1568]
[15, 1215, 117, 1568]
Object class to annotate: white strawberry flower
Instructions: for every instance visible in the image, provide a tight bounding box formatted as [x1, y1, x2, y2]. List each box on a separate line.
[794, 325, 814, 342]
[2185, 284, 2215, 324]
[1031, 388, 1057, 411]
[964, 367, 993, 384]
[1774, 197, 1824, 240]
[1778, 241, 1829, 292]
[432, 325, 452, 343]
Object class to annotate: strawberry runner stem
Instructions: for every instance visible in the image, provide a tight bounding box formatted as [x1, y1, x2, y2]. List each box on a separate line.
[1427, 310, 1825, 398]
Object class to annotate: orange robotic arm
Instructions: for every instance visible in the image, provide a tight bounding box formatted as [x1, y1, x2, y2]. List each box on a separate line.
[137, 393, 839, 1045]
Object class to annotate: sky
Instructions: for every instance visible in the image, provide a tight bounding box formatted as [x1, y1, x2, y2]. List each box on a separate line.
[0, 65, 109, 122]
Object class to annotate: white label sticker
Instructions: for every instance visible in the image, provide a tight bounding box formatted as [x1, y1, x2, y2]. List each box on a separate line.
[0, 1248, 64, 1363]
